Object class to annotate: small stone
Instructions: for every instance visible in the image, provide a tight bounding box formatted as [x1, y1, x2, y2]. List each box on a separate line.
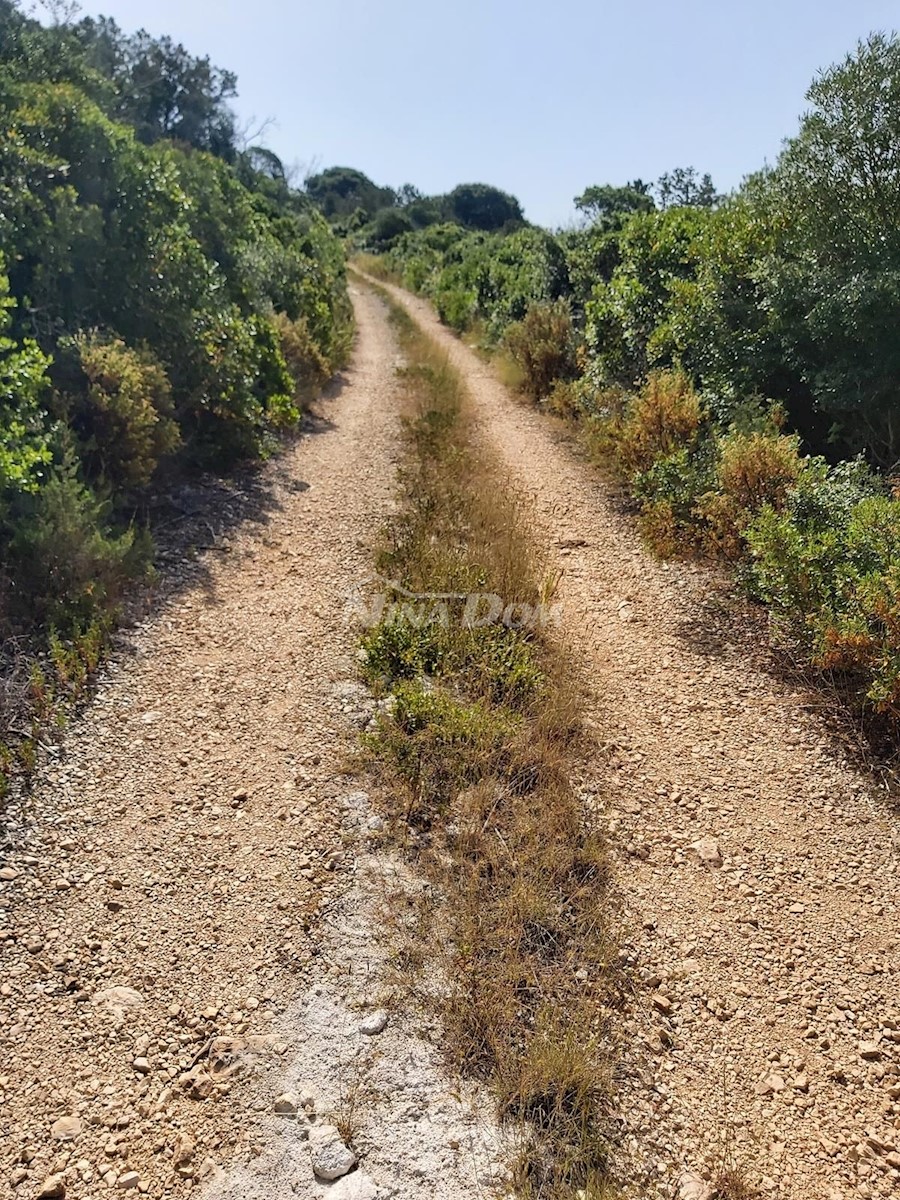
[651, 992, 672, 1016]
[51, 1117, 82, 1141]
[10, 1167, 27, 1186]
[359, 1009, 388, 1036]
[132, 1057, 151, 1075]
[0, 866, 18, 881]
[185, 1069, 214, 1100]
[172, 1135, 194, 1168]
[310, 1125, 356, 1181]
[37, 1175, 66, 1198]
[117, 1172, 140, 1189]
[328, 1173, 378, 1200]
[678, 1171, 714, 1200]
[859, 1041, 882, 1061]
[92, 986, 144, 1016]
[273, 1093, 299, 1116]
[687, 837, 722, 868]
[754, 1072, 786, 1096]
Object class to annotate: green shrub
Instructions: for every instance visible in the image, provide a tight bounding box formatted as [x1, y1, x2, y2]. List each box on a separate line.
[69, 334, 180, 489]
[272, 311, 331, 403]
[697, 430, 804, 559]
[436, 287, 477, 333]
[367, 679, 519, 804]
[503, 301, 577, 401]
[5, 445, 149, 632]
[746, 466, 900, 712]
[594, 369, 704, 480]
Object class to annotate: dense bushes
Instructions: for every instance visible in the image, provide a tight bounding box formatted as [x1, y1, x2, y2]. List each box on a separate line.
[0, 2, 350, 790]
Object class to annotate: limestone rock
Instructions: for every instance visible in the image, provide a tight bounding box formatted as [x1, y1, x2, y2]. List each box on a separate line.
[92, 986, 144, 1018]
[678, 1170, 714, 1200]
[687, 836, 722, 868]
[36, 1175, 66, 1199]
[328, 1172, 379, 1200]
[310, 1125, 356, 1181]
[50, 1117, 82, 1142]
[359, 1009, 388, 1036]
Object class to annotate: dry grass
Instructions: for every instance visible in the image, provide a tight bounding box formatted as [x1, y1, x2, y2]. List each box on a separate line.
[352, 254, 403, 285]
[358, 286, 622, 1198]
[714, 1170, 758, 1200]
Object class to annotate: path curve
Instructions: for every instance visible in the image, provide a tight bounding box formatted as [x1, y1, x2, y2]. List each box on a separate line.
[371, 276, 900, 1200]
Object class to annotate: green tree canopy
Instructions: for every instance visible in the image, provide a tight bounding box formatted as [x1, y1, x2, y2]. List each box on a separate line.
[444, 182, 524, 231]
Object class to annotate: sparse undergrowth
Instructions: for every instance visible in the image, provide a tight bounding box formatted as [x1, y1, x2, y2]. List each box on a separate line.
[357, 285, 621, 1199]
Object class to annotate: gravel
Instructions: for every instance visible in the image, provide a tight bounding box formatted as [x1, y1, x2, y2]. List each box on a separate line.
[0, 287, 503, 1199]
[379, 277, 900, 1200]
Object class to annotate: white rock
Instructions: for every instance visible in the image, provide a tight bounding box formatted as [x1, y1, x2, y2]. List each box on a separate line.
[274, 1093, 299, 1116]
[687, 836, 723, 868]
[37, 1174, 66, 1198]
[359, 1009, 388, 1036]
[678, 1170, 714, 1200]
[310, 1124, 356, 1181]
[51, 1116, 82, 1141]
[92, 986, 145, 1017]
[328, 1172, 378, 1200]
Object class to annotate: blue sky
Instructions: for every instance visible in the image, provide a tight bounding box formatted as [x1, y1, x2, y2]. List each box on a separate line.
[71, 0, 899, 226]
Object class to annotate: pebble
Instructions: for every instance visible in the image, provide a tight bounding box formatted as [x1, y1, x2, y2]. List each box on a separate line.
[36, 1175, 66, 1198]
[328, 1172, 379, 1200]
[687, 836, 722, 868]
[359, 1009, 389, 1036]
[678, 1170, 714, 1200]
[51, 1116, 82, 1141]
[274, 1093, 299, 1116]
[92, 986, 145, 1015]
[310, 1125, 356, 1181]
[117, 1172, 140, 1189]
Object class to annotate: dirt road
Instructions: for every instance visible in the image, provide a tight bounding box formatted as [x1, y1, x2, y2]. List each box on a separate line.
[3, 274, 899, 1200]
[372, 277, 900, 1200]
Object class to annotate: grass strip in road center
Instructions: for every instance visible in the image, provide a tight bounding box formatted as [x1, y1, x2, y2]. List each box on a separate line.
[357, 285, 622, 1200]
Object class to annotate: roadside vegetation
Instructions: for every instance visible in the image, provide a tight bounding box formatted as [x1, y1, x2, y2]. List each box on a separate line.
[353, 34, 900, 731]
[359, 288, 620, 1199]
[0, 2, 350, 795]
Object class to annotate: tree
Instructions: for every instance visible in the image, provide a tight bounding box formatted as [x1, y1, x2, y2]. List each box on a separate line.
[444, 183, 524, 231]
[763, 33, 900, 464]
[574, 181, 655, 228]
[305, 166, 396, 219]
[655, 167, 720, 210]
[368, 207, 413, 249]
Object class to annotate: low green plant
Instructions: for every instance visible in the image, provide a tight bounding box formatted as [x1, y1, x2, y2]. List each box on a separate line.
[67, 334, 181, 490]
[504, 300, 578, 401]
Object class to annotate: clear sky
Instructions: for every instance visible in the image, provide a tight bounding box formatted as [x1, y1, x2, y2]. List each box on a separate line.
[70, 0, 899, 227]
